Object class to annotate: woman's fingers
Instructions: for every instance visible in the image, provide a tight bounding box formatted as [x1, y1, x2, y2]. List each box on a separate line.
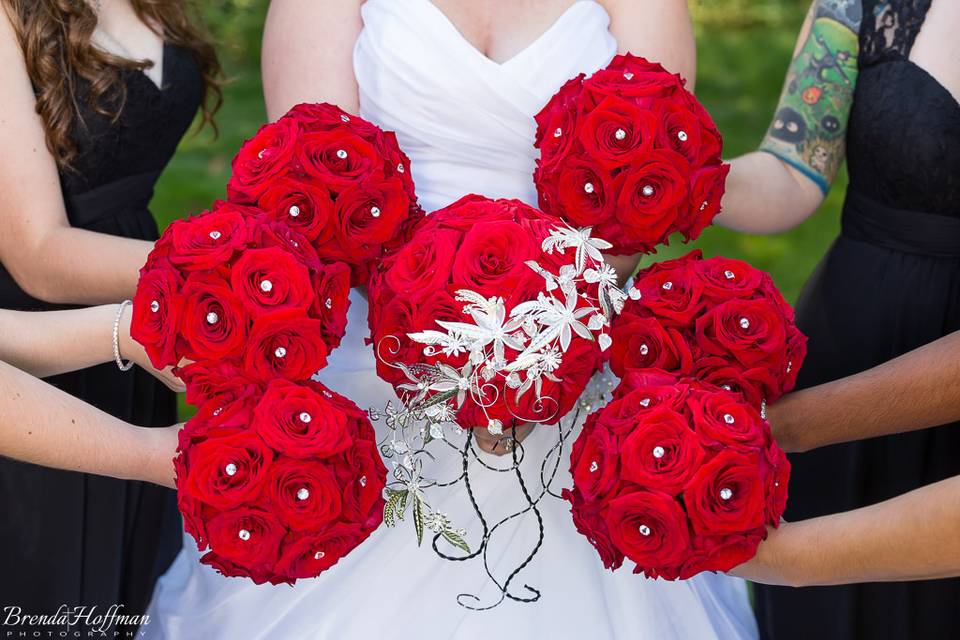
[158, 366, 186, 393]
[473, 423, 535, 456]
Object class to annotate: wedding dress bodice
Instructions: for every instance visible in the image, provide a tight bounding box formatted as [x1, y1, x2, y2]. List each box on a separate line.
[354, 0, 616, 213]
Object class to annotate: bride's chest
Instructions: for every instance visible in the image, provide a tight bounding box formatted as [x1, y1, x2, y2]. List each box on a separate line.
[424, 0, 584, 64]
[354, 0, 617, 117]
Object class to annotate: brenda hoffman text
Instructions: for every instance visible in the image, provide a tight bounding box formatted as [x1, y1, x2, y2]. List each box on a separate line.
[2, 605, 148, 635]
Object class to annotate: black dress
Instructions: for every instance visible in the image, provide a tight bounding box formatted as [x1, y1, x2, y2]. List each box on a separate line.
[0, 44, 201, 630]
[756, 1, 960, 638]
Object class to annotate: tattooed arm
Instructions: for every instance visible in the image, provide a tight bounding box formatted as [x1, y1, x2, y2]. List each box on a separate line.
[717, 0, 863, 234]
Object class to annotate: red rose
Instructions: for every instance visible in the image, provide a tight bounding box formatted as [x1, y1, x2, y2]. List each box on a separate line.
[578, 96, 657, 170]
[181, 273, 249, 361]
[297, 129, 381, 191]
[684, 449, 766, 535]
[570, 414, 621, 501]
[286, 103, 379, 138]
[533, 74, 584, 171]
[678, 90, 724, 165]
[630, 261, 704, 326]
[267, 458, 343, 531]
[551, 154, 615, 226]
[201, 506, 286, 581]
[184, 395, 257, 440]
[311, 261, 352, 351]
[565, 488, 624, 570]
[694, 255, 763, 302]
[227, 117, 299, 204]
[276, 522, 366, 580]
[131, 264, 183, 368]
[609, 314, 693, 378]
[168, 205, 249, 272]
[654, 102, 705, 166]
[605, 490, 691, 571]
[620, 407, 703, 494]
[335, 438, 387, 531]
[764, 444, 790, 525]
[230, 247, 315, 318]
[182, 430, 273, 510]
[253, 380, 353, 458]
[602, 381, 689, 435]
[687, 390, 768, 451]
[176, 481, 209, 551]
[247, 219, 323, 272]
[681, 164, 729, 240]
[678, 532, 764, 579]
[427, 194, 517, 232]
[695, 298, 789, 371]
[374, 130, 418, 199]
[179, 361, 261, 414]
[450, 219, 538, 297]
[384, 228, 460, 297]
[369, 296, 419, 386]
[615, 150, 689, 249]
[244, 310, 328, 382]
[586, 57, 684, 106]
[692, 357, 777, 408]
[615, 368, 683, 392]
[257, 176, 336, 244]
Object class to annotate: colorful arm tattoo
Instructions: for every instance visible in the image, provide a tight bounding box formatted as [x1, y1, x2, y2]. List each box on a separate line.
[759, 0, 863, 194]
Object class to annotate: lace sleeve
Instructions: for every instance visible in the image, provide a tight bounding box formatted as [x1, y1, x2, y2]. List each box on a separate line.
[860, 0, 932, 66]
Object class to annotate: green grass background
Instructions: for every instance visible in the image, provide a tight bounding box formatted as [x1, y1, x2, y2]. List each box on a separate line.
[153, 0, 839, 416]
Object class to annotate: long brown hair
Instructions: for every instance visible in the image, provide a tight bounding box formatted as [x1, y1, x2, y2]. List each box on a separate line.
[2, 0, 222, 169]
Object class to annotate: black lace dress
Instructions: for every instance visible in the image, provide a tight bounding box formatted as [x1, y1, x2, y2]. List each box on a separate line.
[755, 1, 960, 638]
[0, 44, 201, 627]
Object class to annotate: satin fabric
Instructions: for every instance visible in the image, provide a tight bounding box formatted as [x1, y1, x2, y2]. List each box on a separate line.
[145, 3, 758, 638]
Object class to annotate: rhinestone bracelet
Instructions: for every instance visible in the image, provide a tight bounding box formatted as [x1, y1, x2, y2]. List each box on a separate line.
[113, 300, 134, 372]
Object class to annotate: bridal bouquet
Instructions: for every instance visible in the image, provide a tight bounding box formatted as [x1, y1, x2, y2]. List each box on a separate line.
[533, 54, 729, 255]
[609, 250, 807, 405]
[367, 196, 616, 432]
[226, 102, 422, 286]
[565, 369, 789, 579]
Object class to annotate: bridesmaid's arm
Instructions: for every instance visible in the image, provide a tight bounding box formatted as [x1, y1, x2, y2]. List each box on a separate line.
[732, 475, 960, 586]
[600, 0, 696, 283]
[262, 0, 364, 120]
[0, 306, 185, 391]
[0, 359, 179, 488]
[717, 0, 860, 234]
[767, 331, 960, 453]
[600, 0, 696, 88]
[0, 13, 154, 305]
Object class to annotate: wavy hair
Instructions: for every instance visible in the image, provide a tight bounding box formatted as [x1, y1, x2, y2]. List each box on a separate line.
[2, 0, 222, 170]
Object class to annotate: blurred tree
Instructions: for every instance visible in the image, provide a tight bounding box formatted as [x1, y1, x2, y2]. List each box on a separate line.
[691, 0, 808, 28]
[198, 0, 269, 66]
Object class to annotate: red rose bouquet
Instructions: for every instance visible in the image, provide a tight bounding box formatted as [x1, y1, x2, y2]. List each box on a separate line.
[132, 201, 349, 374]
[609, 250, 807, 405]
[533, 54, 730, 255]
[227, 102, 422, 286]
[367, 195, 619, 432]
[175, 371, 386, 584]
[130, 102, 408, 584]
[564, 369, 789, 579]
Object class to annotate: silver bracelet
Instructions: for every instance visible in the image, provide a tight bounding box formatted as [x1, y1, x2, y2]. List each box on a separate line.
[113, 300, 134, 372]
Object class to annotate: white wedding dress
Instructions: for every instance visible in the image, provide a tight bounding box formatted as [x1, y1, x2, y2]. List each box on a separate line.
[145, 2, 759, 638]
